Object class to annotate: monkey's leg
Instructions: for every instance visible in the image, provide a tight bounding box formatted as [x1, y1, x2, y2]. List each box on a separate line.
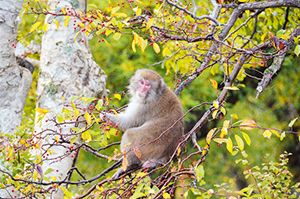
[111, 151, 141, 179]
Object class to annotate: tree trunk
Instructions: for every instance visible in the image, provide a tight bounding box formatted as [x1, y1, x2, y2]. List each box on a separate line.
[0, 0, 31, 197]
[34, 0, 107, 198]
[0, 0, 31, 135]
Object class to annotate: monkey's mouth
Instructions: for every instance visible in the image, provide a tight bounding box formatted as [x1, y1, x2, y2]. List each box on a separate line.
[137, 92, 147, 98]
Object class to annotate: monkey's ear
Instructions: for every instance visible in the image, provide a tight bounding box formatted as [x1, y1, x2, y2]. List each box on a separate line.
[156, 78, 165, 95]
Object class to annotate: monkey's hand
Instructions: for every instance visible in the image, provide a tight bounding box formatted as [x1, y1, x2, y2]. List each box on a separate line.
[100, 112, 116, 126]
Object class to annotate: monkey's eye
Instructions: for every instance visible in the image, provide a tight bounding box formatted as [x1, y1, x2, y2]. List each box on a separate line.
[140, 80, 144, 85]
[145, 82, 150, 86]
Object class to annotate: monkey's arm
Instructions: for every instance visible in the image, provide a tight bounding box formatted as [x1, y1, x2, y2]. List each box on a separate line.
[102, 112, 140, 132]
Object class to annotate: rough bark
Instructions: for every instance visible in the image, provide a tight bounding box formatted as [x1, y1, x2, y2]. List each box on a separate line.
[0, 0, 32, 197]
[0, 0, 31, 134]
[34, 0, 107, 198]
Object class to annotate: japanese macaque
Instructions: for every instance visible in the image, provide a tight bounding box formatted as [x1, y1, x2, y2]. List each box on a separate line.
[103, 69, 184, 179]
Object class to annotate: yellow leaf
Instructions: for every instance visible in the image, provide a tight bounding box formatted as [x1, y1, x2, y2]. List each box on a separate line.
[29, 21, 41, 33]
[235, 135, 244, 151]
[122, 143, 132, 148]
[132, 147, 142, 160]
[213, 138, 227, 144]
[114, 94, 121, 100]
[224, 86, 239, 90]
[231, 114, 238, 119]
[53, 18, 59, 30]
[242, 132, 251, 146]
[113, 32, 121, 41]
[213, 100, 219, 109]
[146, 18, 155, 30]
[263, 130, 272, 139]
[153, 43, 160, 54]
[240, 119, 256, 130]
[82, 131, 92, 142]
[61, 186, 72, 197]
[212, 109, 218, 119]
[280, 132, 286, 141]
[163, 192, 171, 199]
[141, 39, 148, 52]
[206, 128, 216, 145]
[111, 6, 120, 15]
[74, 31, 80, 42]
[210, 79, 218, 89]
[64, 16, 70, 27]
[105, 96, 109, 105]
[77, 21, 85, 28]
[132, 40, 136, 52]
[270, 130, 280, 137]
[122, 156, 128, 172]
[23, 185, 31, 194]
[136, 172, 147, 178]
[288, 117, 298, 127]
[111, 109, 118, 116]
[220, 127, 228, 138]
[97, 10, 103, 20]
[55, 136, 59, 142]
[223, 120, 230, 128]
[43, 23, 49, 32]
[19, 139, 26, 145]
[226, 137, 233, 154]
[177, 146, 181, 156]
[35, 108, 50, 114]
[136, 8, 142, 16]
[84, 111, 92, 126]
[15, 174, 24, 179]
[221, 107, 226, 115]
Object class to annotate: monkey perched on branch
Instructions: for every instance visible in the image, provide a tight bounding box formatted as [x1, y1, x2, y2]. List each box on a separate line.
[102, 69, 184, 179]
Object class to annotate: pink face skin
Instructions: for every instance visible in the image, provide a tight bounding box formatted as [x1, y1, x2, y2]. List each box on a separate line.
[138, 79, 152, 98]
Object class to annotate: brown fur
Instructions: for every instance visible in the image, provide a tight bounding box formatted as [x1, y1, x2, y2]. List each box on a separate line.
[106, 69, 184, 179]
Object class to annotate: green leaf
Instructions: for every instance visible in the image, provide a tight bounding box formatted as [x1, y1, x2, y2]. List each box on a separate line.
[56, 114, 64, 123]
[111, 6, 120, 15]
[69, 96, 78, 101]
[44, 168, 54, 175]
[84, 97, 97, 104]
[113, 32, 122, 41]
[95, 99, 103, 110]
[195, 165, 205, 181]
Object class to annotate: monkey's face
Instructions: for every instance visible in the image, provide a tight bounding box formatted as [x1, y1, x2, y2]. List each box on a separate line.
[137, 79, 152, 98]
[128, 69, 165, 103]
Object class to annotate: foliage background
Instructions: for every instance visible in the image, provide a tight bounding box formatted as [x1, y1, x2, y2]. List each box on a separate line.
[17, 0, 300, 197]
